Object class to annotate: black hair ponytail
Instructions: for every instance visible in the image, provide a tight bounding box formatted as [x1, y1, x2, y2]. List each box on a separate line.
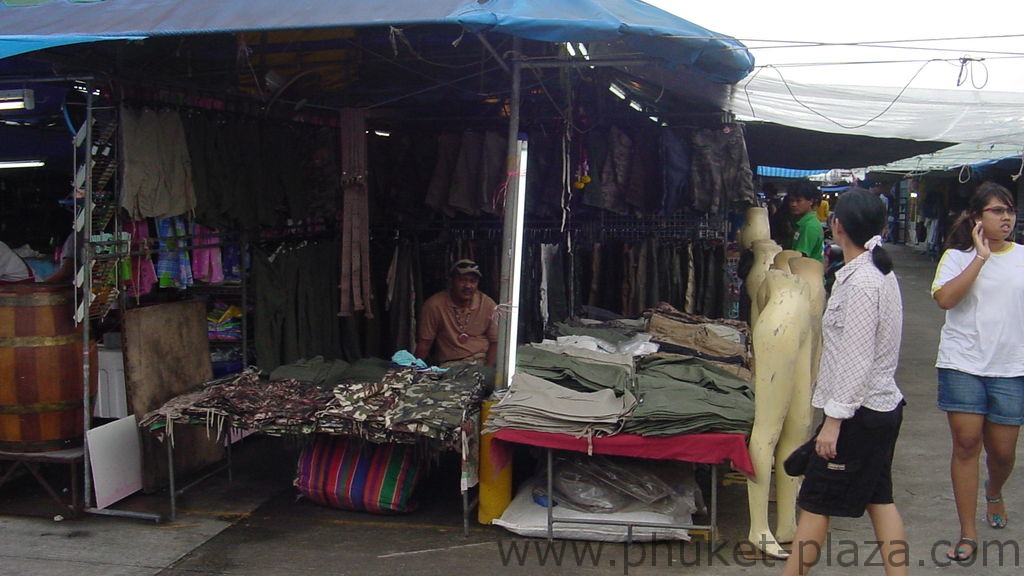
[834, 189, 893, 274]
[871, 245, 894, 275]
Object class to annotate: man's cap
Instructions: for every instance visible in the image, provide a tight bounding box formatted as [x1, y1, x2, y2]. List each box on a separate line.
[449, 259, 481, 278]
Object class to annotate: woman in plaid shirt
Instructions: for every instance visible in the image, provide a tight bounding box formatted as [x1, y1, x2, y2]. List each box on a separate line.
[784, 189, 907, 576]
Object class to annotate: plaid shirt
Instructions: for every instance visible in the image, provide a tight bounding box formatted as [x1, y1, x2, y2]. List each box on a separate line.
[813, 250, 904, 419]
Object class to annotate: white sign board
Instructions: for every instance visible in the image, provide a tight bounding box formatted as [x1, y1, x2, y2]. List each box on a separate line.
[87, 415, 143, 509]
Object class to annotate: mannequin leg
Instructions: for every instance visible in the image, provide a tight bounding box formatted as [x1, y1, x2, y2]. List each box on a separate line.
[745, 389, 792, 558]
[774, 344, 813, 543]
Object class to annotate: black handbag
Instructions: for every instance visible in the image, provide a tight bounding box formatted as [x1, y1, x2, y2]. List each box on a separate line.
[783, 439, 815, 477]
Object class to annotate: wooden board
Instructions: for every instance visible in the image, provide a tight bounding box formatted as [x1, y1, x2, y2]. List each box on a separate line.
[123, 300, 212, 415]
[122, 300, 223, 491]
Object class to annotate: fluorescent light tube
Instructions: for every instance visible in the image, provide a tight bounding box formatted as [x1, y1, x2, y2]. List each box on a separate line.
[0, 160, 46, 169]
[0, 89, 34, 111]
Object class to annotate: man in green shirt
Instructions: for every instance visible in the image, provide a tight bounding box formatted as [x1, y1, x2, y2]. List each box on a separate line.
[788, 181, 824, 262]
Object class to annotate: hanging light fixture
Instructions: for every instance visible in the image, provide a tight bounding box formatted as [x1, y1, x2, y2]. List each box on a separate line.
[0, 159, 46, 169]
[0, 89, 35, 111]
[608, 83, 627, 100]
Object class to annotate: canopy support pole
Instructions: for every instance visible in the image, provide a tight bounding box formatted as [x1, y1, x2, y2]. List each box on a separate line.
[495, 39, 523, 390]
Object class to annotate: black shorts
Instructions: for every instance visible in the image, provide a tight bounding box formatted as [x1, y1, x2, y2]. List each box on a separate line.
[797, 401, 905, 518]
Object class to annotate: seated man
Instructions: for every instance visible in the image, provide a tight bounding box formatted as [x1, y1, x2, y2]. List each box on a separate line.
[414, 259, 498, 367]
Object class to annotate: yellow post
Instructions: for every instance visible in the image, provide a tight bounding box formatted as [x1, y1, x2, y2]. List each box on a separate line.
[477, 400, 512, 524]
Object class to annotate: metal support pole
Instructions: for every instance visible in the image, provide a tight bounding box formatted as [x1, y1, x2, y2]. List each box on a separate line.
[711, 465, 718, 543]
[546, 448, 553, 542]
[76, 81, 161, 524]
[81, 84, 95, 510]
[168, 436, 177, 521]
[495, 38, 524, 391]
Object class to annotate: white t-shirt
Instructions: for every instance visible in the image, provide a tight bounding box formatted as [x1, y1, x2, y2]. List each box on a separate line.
[0, 241, 33, 283]
[932, 243, 1024, 377]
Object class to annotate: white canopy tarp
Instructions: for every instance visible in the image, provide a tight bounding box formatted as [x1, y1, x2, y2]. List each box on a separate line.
[647, 0, 1024, 170]
[731, 72, 1024, 147]
[867, 144, 1024, 174]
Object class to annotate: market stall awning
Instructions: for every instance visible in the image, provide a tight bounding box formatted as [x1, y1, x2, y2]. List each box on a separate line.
[867, 143, 1024, 174]
[742, 121, 953, 172]
[0, 35, 140, 60]
[0, 0, 754, 84]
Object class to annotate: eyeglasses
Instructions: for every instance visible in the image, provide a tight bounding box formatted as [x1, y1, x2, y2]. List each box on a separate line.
[982, 206, 1016, 217]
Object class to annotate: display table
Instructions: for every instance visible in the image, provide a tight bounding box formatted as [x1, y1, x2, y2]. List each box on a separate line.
[0, 447, 84, 517]
[491, 429, 752, 542]
[141, 366, 488, 533]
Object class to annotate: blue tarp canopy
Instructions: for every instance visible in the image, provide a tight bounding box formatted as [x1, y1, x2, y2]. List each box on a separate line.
[821, 185, 851, 194]
[0, 35, 139, 60]
[756, 166, 828, 179]
[0, 0, 753, 83]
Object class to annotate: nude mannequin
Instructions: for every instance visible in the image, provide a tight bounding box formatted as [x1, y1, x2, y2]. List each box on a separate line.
[773, 257, 825, 546]
[746, 239, 781, 331]
[740, 206, 771, 250]
[746, 269, 816, 559]
[788, 256, 826, 375]
[771, 249, 803, 272]
[788, 257, 825, 315]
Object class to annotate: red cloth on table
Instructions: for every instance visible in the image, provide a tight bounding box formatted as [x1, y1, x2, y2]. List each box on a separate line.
[490, 428, 753, 477]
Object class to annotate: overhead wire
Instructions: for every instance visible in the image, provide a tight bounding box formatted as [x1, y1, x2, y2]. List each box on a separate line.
[715, 32, 1024, 53]
[751, 54, 1020, 69]
[731, 27, 1024, 131]
[956, 57, 989, 89]
[740, 60, 933, 130]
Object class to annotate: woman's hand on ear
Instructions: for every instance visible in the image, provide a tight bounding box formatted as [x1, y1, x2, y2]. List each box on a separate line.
[972, 220, 991, 259]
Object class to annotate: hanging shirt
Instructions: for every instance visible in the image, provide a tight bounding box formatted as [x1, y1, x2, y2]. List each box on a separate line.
[932, 243, 1024, 377]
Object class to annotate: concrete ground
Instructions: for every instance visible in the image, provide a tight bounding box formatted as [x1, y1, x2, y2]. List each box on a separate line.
[1, 244, 1021, 575]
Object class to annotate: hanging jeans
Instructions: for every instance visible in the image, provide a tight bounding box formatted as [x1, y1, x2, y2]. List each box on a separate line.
[542, 243, 569, 325]
[660, 128, 692, 216]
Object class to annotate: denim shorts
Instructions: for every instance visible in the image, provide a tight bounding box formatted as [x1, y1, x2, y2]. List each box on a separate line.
[937, 368, 1024, 426]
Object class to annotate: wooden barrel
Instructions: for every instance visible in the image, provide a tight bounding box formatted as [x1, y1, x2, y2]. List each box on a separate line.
[0, 284, 95, 452]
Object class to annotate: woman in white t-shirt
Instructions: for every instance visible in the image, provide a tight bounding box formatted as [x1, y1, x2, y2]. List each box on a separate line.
[932, 181, 1024, 562]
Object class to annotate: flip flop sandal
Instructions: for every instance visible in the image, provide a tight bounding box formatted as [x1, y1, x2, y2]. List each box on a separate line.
[985, 494, 1008, 529]
[946, 537, 977, 563]
[985, 481, 1009, 529]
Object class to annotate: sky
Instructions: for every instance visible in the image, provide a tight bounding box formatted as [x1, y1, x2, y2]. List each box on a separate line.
[648, 1, 1024, 93]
